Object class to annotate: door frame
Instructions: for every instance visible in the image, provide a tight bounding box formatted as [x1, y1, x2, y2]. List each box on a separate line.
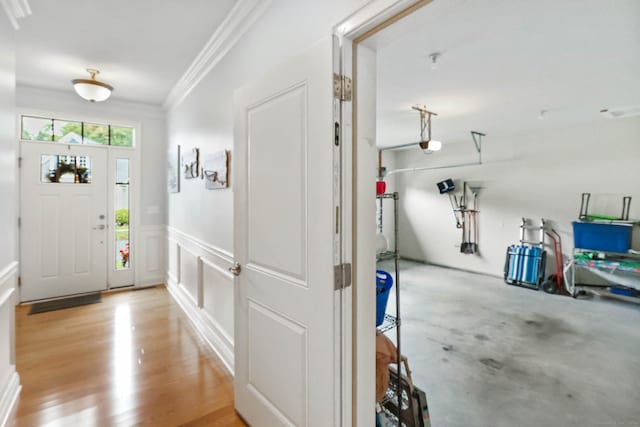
[333, 1, 433, 424]
[16, 108, 141, 300]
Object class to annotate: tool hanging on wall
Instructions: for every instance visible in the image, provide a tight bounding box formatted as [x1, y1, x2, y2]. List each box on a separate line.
[437, 179, 480, 254]
[437, 179, 462, 228]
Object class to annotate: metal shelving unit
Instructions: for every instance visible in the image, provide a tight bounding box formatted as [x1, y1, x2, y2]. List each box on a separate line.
[376, 192, 401, 424]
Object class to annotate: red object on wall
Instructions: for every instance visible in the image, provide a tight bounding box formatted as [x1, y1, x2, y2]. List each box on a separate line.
[376, 181, 386, 195]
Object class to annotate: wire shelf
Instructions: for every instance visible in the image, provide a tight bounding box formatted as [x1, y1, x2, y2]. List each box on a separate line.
[377, 250, 398, 262]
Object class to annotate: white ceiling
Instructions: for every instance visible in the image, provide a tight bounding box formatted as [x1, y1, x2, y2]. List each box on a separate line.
[372, 0, 640, 149]
[15, 0, 238, 105]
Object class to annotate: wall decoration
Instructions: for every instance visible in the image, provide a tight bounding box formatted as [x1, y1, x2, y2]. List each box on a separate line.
[167, 145, 180, 193]
[182, 147, 199, 179]
[202, 149, 230, 190]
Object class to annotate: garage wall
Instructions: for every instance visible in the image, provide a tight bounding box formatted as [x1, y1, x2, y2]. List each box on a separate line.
[389, 116, 640, 277]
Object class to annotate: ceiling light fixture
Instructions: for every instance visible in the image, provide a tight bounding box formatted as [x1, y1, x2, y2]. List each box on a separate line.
[429, 52, 440, 70]
[413, 105, 442, 153]
[72, 68, 113, 102]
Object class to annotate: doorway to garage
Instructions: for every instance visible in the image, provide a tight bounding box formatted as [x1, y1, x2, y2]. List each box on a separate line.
[350, 0, 640, 425]
[19, 114, 137, 301]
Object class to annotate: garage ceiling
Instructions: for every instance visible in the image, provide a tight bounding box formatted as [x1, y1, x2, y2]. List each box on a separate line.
[371, 0, 640, 149]
[14, 0, 237, 105]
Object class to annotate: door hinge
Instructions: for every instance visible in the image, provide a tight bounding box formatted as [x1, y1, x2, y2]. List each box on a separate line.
[334, 263, 352, 290]
[17, 217, 20, 228]
[17, 276, 21, 287]
[18, 157, 22, 168]
[333, 73, 352, 102]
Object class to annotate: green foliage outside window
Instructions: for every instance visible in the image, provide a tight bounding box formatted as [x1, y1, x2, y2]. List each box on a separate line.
[115, 208, 129, 226]
[21, 115, 133, 147]
[111, 127, 133, 147]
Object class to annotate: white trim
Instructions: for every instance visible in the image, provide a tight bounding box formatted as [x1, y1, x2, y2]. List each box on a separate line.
[167, 226, 234, 262]
[163, 0, 272, 111]
[0, 370, 20, 427]
[0, 262, 18, 288]
[0, 0, 31, 30]
[166, 277, 235, 374]
[334, 0, 418, 38]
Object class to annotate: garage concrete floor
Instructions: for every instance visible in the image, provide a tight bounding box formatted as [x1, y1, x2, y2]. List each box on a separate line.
[377, 259, 640, 427]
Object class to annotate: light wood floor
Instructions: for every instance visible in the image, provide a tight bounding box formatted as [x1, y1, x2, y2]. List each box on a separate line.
[7, 286, 247, 426]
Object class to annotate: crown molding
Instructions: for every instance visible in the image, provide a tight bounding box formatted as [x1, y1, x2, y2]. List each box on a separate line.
[0, 0, 31, 30]
[163, 0, 271, 111]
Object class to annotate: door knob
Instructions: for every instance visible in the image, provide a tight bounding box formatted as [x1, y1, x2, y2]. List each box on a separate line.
[228, 263, 241, 276]
[93, 224, 106, 230]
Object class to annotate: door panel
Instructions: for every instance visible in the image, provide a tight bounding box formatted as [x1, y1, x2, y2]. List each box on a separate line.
[234, 38, 337, 426]
[248, 300, 307, 426]
[39, 195, 60, 278]
[72, 195, 91, 274]
[247, 84, 307, 281]
[20, 142, 108, 301]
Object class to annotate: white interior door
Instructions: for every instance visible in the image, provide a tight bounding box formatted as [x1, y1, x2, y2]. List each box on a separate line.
[20, 142, 108, 301]
[234, 38, 339, 426]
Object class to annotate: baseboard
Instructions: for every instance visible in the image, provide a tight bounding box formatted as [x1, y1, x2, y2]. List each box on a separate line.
[0, 370, 21, 427]
[165, 277, 234, 375]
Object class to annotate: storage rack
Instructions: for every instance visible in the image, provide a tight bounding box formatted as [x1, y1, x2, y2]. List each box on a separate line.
[376, 192, 401, 423]
[566, 220, 639, 298]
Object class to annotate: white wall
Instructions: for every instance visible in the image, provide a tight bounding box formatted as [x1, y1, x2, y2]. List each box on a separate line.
[16, 85, 167, 286]
[165, 0, 369, 371]
[389, 117, 640, 277]
[0, 19, 21, 425]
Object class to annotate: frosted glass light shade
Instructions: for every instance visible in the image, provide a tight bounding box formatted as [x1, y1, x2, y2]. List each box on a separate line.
[72, 79, 113, 102]
[427, 140, 442, 151]
[419, 139, 442, 153]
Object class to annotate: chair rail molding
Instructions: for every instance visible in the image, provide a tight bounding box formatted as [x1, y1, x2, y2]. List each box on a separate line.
[163, 0, 272, 111]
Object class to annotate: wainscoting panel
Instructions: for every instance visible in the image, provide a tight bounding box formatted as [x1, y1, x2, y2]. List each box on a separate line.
[179, 246, 199, 305]
[165, 227, 235, 373]
[0, 261, 21, 427]
[136, 225, 167, 287]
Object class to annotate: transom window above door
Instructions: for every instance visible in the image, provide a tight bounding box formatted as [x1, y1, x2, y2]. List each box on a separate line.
[21, 115, 134, 147]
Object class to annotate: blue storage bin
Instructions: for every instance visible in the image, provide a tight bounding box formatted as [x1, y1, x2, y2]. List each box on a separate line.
[376, 270, 393, 326]
[572, 221, 632, 253]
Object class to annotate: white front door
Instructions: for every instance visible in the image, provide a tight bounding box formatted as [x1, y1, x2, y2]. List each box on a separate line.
[20, 141, 108, 301]
[234, 38, 339, 426]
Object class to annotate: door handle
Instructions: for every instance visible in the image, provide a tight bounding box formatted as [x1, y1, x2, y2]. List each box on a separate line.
[228, 263, 241, 276]
[93, 224, 106, 230]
